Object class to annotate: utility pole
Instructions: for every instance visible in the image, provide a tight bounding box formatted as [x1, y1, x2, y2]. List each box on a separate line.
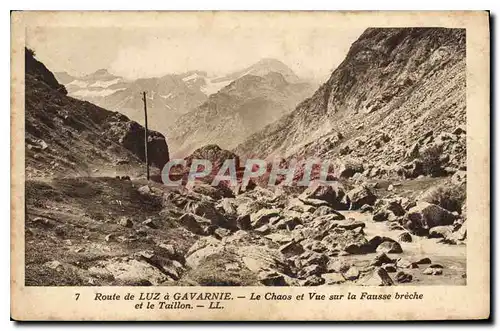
[142, 91, 150, 180]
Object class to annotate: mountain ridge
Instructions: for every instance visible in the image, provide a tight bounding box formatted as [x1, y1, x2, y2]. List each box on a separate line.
[234, 28, 466, 180]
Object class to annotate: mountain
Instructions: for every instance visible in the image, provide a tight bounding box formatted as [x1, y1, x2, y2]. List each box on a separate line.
[235, 28, 466, 179]
[168, 71, 315, 157]
[25, 48, 169, 179]
[54, 58, 308, 138]
[211, 58, 301, 85]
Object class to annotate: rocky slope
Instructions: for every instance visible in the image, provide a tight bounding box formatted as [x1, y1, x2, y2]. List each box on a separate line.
[235, 28, 466, 182]
[169, 71, 314, 157]
[25, 48, 169, 178]
[25, 174, 466, 286]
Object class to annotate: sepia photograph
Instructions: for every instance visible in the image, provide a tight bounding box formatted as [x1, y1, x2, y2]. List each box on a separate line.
[11, 11, 490, 321]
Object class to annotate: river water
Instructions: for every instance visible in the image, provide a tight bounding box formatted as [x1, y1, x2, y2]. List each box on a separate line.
[343, 211, 467, 286]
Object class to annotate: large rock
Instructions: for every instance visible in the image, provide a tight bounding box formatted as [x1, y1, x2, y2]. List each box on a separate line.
[322, 228, 368, 253]
[334, 159, 364, 179]
[109, 120, 170, 169]
[184, 199, 229, 228]
[376, 241, 403, 254]
[362, 267, 394, 286]
[239, 246, 292, 276]
[250, 209, 281, 229]
[179, 213, 208, 235]
[374, 198, 406, 218]
[298, 181, 348, 209]
[406, 202, 457, 235]
[279, 241, 305, 257]
[428, 225, 454, 239]
[347, 185, 377, 210]
[186, 244, 224, 268]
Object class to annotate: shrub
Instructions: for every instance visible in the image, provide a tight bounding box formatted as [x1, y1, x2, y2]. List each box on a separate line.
[419, 182, 466, 214]
[420, 144, 444, 176]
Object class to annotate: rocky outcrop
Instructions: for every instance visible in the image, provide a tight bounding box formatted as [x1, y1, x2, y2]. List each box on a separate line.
[25, 49, 169, 177]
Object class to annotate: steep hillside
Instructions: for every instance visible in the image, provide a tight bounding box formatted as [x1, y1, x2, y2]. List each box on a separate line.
[235, 28, 466, 179]
[25, 48, 169, 179]
[169, 72, 314, 157]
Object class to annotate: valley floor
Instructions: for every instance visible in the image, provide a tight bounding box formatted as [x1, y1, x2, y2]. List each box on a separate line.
[24, 175, 466, 287]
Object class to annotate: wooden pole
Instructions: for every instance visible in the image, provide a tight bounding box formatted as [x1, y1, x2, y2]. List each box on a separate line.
[142, 91, 150, 180]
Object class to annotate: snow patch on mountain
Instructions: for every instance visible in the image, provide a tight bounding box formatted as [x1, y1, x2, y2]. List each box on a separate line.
[89, 78, 122, 88]
[73, 88, 126, 97]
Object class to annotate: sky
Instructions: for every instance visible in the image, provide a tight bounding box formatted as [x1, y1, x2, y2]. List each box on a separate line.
[26, 25, 365, 82]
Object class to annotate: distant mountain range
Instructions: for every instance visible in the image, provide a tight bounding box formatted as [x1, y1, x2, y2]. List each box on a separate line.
[169, 71, 314, 157]
[55, 58, 315, 156]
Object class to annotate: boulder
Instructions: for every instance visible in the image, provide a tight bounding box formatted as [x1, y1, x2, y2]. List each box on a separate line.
[254, 224, 271, 235]
[179, 213, 206, 235]
[428, 225, 454, 239]
[342, 266, 360, 281]
[302, 275, 325, 286]
[322, 272, 346, 285]
[186, 245, 223, 269]
[138, 185, 151, 195]
[258, 271, 288, 286]
[218, 198, 237, 215]
[275, 217, 302, 231]
[298, 264, 324, 279]
[250, 209, 281, 229]
[395, 271, 413, 283]
[322, 228, 368, 252]
[396, 258, 419, 269]
[326, 259, 351, 273]
[362, 267, 394, 286]
[423, 266, 443, 275]
[406, 202, 457, 235]
[376, 241, 403, 254]
[360, 204, 374, 213]
[236, 215, 252, 230]
[366, 236, 398, 252]
[279, 241, 305, 257]
[397, 232, 412, 242]
[347, 185, 377, 209]
[313, 205, 338, 217]
[382, 264, 397, 273]
[239, 246, 292, 275]
[333, 218, 365, 231]
[373, 211, 389, 222]
[298, 181, 348, 209]
[335, 159, 364, 179]
[142, 219, 157, 229]
[184, 199, 228, 228]
[371, 253, 395, 267]
[415, 257, 432, 265]
[265, 233, 294, 244]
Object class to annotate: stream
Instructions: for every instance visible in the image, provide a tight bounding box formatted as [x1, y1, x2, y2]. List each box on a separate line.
[343, 211, 466, 286]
